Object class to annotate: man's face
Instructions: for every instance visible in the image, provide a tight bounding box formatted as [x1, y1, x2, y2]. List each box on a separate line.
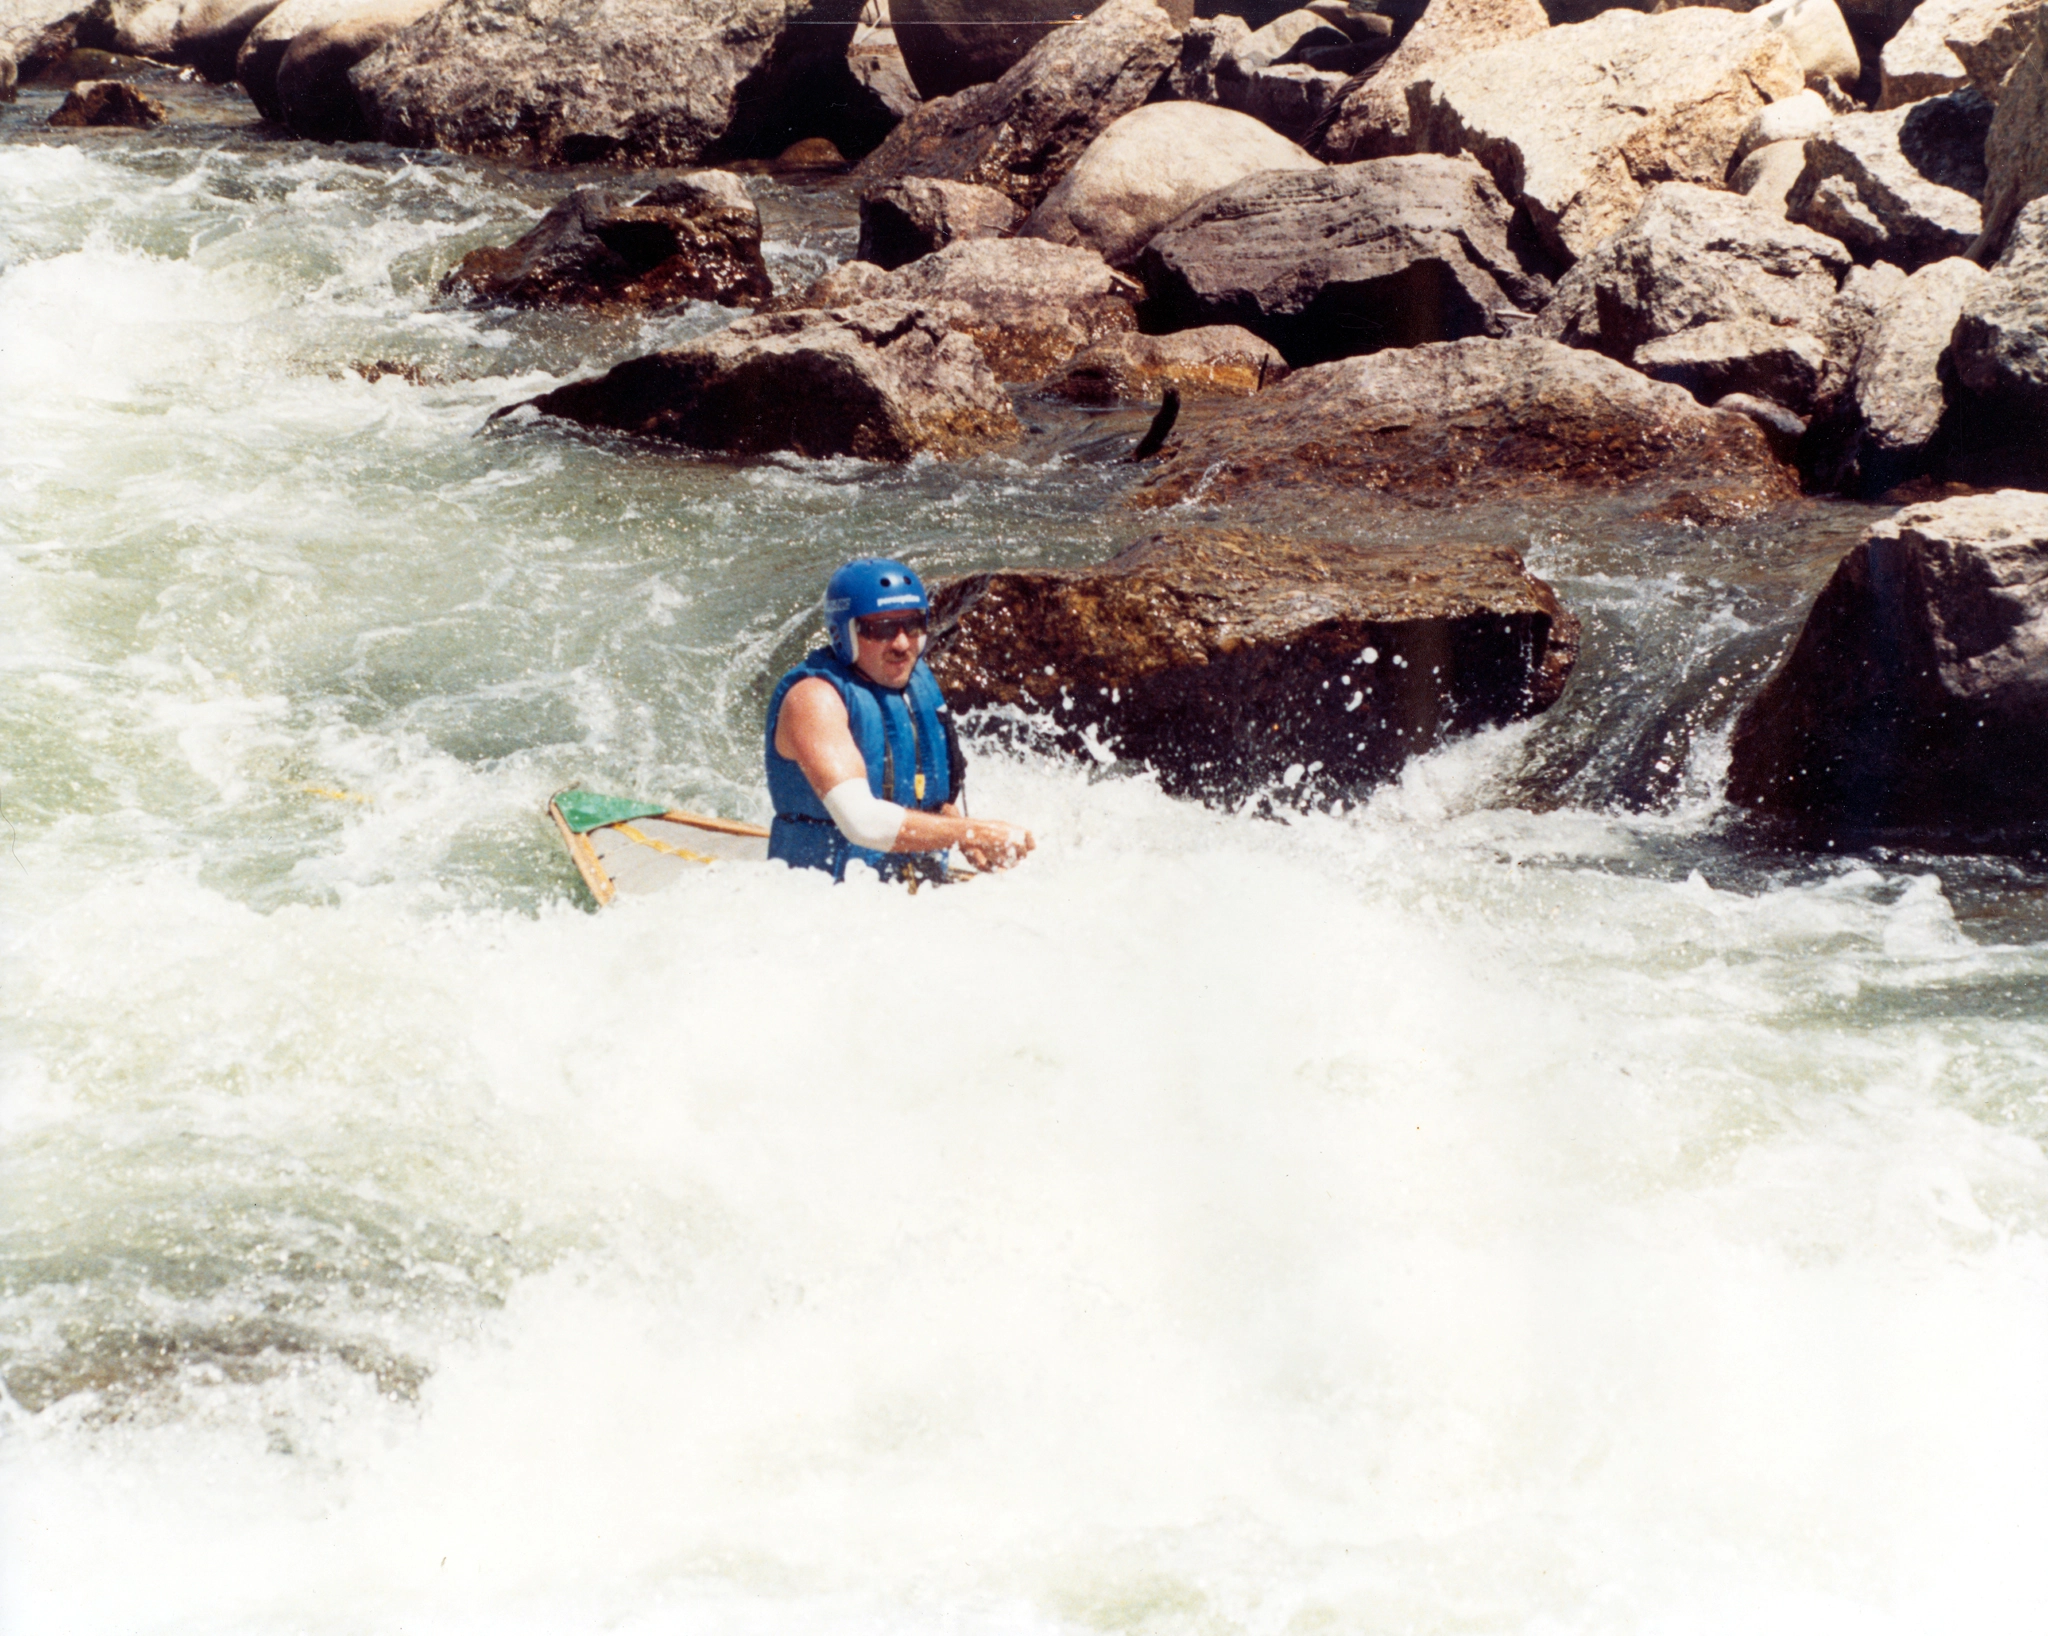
[852, 611, 927, 689]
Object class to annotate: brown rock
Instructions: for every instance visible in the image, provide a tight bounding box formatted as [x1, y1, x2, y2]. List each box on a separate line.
[1315, 0, 1549, 162]
[275, 0, 433, 139]
[1130, 337, 1795, 515]
[508, 300, 1022, 462]
[1133, 154, 1553, 367]
[856, 177, 1019, 271]
[442, 175, 772, 309]
[852, 0, 1182, 212]
[235, 0, 437, 124]
[47, 78, 166, 124]
[890, 0, 1193, 100]
[1040, 325, 1289, 401]
[802, 236, 1140, 381]
[1728, 489, 2048, 836]
[927, 525, 1580, 803]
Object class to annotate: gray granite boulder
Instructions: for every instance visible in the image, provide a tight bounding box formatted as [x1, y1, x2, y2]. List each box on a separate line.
[1134, 154, 1553, 366]
[852, 0, 1181, 212]
[1787, 88, 1993, 269]
[508, 300, 1021, 461]
[1635, 318, 1829, 409]
[1803, 254, 1986, 493]
[86, 0, 281, 80]
[1532, 182, 1850, 403]
[1040, 325, 1289, 402]
[1879, 0, 2041, 107]
[237, 0, 437, 123]
[1020, 100, 1321, 268]
[1973, 9, 2048, 263]
[856, 178, 1018, 271]
[890, 0, 1194, 100]
[274, 0, 436, 137]
[1728, 490, 2048, 837]
[351, 0, 873, 167]
[1945, 196, 2048, 486]
[1734, 140, 1815, 216]
[1315, 0, 1549, 162]
[1408, 6, 1804, 261]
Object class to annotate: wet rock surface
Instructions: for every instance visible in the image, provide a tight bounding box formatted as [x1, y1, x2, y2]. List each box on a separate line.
[1729, 489, 2048, 837]
[1019, 100, 1321, 269]
[510, 300, 1022, 461]
[851, 0, 1181, 212]
[855, 177, 1017, 270]
[1131, 336, 1797, 518]
[1040, 324, 1289, 401]
[350, 0, 872, 167]
[443, 175, 772, 309]
[1409, 6, 1804, 261]
[1134, 155, 1553, 367]
[927, 524, 1580, 803]
[1787, 88, 1993, 269]
[803, 236, 1141, 382]
[48, 76, 166, 123]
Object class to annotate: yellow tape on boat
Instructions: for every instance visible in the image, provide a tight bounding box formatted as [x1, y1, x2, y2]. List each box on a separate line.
[612, 823, 720, 865]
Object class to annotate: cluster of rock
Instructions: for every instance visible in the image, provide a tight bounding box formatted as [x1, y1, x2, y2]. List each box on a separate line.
[19, 0, 2044, 827]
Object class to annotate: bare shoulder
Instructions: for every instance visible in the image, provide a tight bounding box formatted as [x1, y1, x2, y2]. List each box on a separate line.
[780, 675, 848, 726]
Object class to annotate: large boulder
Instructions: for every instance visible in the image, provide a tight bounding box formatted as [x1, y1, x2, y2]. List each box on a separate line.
[442, 175, 772, 309]
[1531, 182, 1850, 407]
[1634, 318, 1830, 409]
[1879, 0, 2041, 107]
[1945, 195, 2048, 486]
[81, 0, 282, 80]
[1973, 10, 2048, 262]
[1732, 87, 1835, 165]
[847, 2, 919, 120]
[2, 0, 86, 76]
[349, 0, 874, 167]
[1408, 7, 1804, 262]
[1133, 154, 1553, 367]
[1019, 101, 1322, 268]
[1787, 88, 1993, 269]
[508, 301, 1022, 462]
[1810, 257, 1908, 403]
[1315, 0, 1549, 162]
[802, 236, 1141, 381]
[273, 0, 438, 137]
[236, 0, 436, 123]
[890, 0, 1194, 100]
[856, 178, 1017, 270]
[1753, 0, 1860, 90]
[1728, 490, 2048, 837]
[926, 526, 1580, 804]
[1130, 337, 1795, 517]
[1802, 254, 1986, 493]
[852, 0, 1182, 212]
[1040, 324, 1289, 401]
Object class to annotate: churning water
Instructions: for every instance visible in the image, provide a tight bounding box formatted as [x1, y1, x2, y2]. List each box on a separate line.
[4, 82, 2048, 1636]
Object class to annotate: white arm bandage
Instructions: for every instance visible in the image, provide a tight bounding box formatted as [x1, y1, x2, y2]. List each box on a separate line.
[822, 778, 907, 851]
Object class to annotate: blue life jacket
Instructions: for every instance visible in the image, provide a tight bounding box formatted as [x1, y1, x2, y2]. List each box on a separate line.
[765, 648, 955, 880]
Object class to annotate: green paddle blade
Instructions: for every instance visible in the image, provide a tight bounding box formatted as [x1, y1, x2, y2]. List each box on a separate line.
[552, 788, 670, 834]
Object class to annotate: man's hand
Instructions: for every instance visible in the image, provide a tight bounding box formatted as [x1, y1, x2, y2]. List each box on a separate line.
[959, 821, 1035, 872]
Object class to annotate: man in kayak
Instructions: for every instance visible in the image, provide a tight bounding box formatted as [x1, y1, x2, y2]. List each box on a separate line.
[765, 557, 1035, 880]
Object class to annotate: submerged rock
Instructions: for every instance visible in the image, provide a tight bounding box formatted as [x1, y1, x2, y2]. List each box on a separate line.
[856, 178, 1018, 270]
[802, 236, 1140, 382]
[852, 0, 1181, 211]
[1728, 489, 2048, 837]
[47, 77, 166, 124]
[1130, 337, 1795, 516]
[927, 525, 1580, 804]
[510, 301, 1021, 462]
[1133, 155, 1553, 367]
[442, 175, 771, 309]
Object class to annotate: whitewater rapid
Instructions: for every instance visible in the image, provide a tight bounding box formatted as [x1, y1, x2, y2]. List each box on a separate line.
[4, 89, 2048, 1636]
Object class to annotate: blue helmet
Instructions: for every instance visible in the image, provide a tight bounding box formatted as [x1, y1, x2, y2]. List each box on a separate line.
[824, 558, 929, 663]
